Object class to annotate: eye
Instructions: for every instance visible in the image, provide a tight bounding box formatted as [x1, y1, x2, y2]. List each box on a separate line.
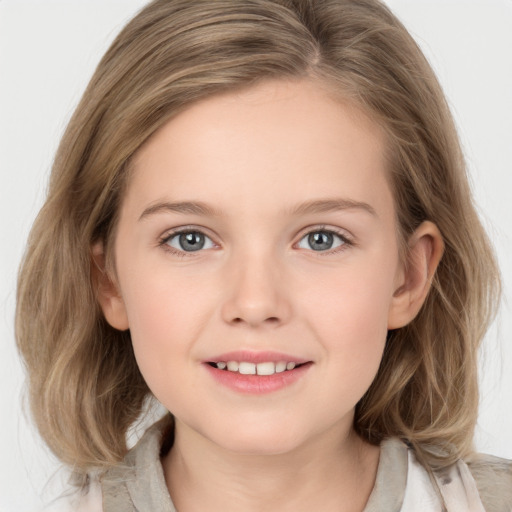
[164, 230, 215, 252]
[297, 230, 348, 252]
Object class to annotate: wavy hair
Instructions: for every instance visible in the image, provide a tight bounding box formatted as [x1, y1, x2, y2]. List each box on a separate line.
[16, 0, 500, 477]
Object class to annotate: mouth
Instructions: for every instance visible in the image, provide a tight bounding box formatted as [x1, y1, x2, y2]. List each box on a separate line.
[203, 351, 313, 393]
[206, 360, 309, 375]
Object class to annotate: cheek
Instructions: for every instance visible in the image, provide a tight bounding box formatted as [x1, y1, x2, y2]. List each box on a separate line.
[300, 256, 397, 390]
[117, 261, 227, 407]
[304, 256, 396, 338]
[118, 270, 206, 382]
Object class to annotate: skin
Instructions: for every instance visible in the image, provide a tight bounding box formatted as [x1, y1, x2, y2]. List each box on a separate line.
[95, 79, 443, 512]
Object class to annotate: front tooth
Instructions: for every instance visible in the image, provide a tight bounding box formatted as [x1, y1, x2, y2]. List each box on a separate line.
[286, 362, 296, 371]
[227, 361, 239, 372]
[239, 362, 256, 375]
[257, 362, 275, 375]
[216, 362, 227, 370]
[275, 362, 287, 373]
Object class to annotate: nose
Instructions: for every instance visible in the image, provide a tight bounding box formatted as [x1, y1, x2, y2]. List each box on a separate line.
[220, 250, 292, 328]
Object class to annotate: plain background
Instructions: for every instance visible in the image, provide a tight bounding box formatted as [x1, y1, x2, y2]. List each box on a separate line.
[1, 1, 511, 510]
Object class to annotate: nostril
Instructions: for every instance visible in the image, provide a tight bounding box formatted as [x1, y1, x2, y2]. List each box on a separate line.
[230, 316, 280, 326]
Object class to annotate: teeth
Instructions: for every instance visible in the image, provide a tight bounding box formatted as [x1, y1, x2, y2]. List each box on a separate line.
[239, 362, 256, 375]
[257, 362, 275, 375]
[215, 361, 301, 374]
[275, 362, 287, 373]
[226, 361, 239, 372]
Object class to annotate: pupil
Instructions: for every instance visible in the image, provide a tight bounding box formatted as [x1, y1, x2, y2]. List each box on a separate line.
[308, 232, 333, 251]
[180, 232, 204, 251]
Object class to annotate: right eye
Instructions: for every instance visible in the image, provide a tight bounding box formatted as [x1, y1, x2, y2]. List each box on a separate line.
[296, 229, 350, 253]
[163, 231, 215, 253]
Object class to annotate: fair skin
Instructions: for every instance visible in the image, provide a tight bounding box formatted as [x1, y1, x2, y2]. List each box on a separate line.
[95, 79, 443, 512]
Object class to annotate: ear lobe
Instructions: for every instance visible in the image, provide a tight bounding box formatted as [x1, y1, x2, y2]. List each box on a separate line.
[387, 221, 444, 330]
[91, 242, 129, 331]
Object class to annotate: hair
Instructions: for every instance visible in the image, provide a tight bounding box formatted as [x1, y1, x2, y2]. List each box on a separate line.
[16, 0, 500, 480]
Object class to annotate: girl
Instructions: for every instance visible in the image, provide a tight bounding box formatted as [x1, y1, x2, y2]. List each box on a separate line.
[15, 0, 512, 510]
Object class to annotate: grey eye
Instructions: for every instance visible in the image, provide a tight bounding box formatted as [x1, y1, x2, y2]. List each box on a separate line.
[167, 231, 214, 252]
[298, 231, 345, 252]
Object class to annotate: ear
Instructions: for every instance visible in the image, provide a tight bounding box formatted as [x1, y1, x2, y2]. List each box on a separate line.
[387, 221, 444, 329]
[91, 241, 129, 331]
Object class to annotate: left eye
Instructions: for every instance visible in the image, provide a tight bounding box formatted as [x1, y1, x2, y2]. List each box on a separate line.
[297, 230, 346, 252]
[165, 231, 215, 252]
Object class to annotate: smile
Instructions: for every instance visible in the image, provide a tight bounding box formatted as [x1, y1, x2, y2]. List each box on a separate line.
[204, 352, 312, 394]
[208, 361, 302, 375]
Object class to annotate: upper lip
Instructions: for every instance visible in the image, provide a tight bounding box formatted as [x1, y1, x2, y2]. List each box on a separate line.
[204, 350, 310, 364]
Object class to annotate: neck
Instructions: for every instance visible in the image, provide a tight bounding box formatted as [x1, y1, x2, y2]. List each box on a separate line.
[161, 419, 380, 512]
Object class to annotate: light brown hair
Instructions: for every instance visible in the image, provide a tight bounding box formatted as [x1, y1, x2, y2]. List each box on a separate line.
[16, 0, 500, 478]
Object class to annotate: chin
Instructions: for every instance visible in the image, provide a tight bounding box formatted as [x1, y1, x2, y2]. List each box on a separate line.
[219, 435, 303, 457]
[202, 420, 307, 456]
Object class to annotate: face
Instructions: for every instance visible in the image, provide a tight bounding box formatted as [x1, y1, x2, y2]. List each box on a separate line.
[103, 79, 409, 455]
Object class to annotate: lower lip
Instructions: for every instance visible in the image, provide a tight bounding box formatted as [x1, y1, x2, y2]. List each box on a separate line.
[204, 363, 312, 394]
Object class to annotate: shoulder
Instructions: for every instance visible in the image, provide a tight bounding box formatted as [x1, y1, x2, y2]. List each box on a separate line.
[375, 438, 512, 512]
[41, 480, 103, 512]
[100, 414, 176, 511]
[466, 453, 512, 512]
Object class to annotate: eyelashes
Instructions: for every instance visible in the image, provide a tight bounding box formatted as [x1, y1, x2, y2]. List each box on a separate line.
[158, 226, 353, 257]
[296, 229, 350, 253]
[158, 227, 217, 257]
[164, 230, 216, 253]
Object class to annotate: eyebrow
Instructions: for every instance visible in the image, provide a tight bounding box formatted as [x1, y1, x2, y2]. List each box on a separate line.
[139, 197, 377, 221]
[290, 198, 377, 217]
[139, 201, 221, 221]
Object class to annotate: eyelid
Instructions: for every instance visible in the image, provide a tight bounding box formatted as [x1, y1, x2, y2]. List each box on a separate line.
[159, 224, 217, 239]
[158, 225, 219, 255]
[294, 225, 354, 253]
[157, 224, 354, 256]
[295, 224, 353, 242]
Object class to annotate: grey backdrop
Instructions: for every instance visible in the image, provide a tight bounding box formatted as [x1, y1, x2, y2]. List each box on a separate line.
[1, 1, 511, 510]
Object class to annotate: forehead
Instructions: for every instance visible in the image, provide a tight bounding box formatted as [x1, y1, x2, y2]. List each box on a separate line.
[126, 79, 392, 220]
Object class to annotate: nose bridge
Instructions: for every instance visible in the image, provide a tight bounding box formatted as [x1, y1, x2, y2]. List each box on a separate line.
[221, 242, 290, 327]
